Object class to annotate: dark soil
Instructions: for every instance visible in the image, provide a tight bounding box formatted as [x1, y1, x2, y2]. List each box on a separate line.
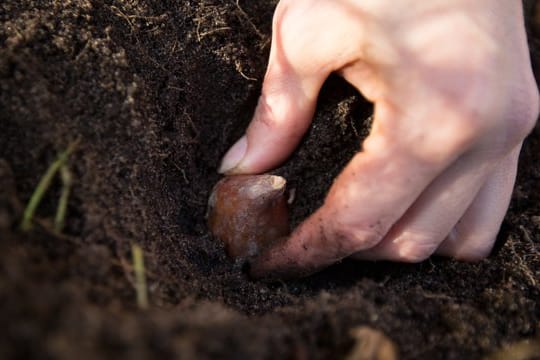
[1, 1, 539, 359]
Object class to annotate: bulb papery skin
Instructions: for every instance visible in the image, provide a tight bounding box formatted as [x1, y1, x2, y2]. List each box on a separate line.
[207, 175, 290, 259]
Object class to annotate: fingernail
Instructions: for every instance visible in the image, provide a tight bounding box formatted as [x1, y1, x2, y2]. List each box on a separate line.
[219, 136, 247, 173]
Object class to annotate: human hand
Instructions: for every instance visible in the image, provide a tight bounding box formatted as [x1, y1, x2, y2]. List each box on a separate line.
[219, 0, 539, 278]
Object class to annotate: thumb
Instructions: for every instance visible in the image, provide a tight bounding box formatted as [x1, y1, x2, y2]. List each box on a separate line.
[219, 44, 326, 174]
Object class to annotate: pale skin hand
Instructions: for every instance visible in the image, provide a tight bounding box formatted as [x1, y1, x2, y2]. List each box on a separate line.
[219, 0, 540, 278]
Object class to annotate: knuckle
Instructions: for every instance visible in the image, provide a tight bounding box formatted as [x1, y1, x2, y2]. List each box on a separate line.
[273, 0, 311, 41]
[271, 0, 334, 72]
[439, 229, 495, 261]
[452, 240, 494, 262]
[323, 193, 391, 254]
[424, 79, 538, 160]
[253, 94, 278, 130]
[489, 81, 540, 149]
[331, 222, 385, 253]
[251, 92, 306, 140]
[394, 238, 439, 263]
[445, 90, 496, 147]
[441, 120, 479, 155]
[458, 76, 539, 150]
[512, 83, 540, 140]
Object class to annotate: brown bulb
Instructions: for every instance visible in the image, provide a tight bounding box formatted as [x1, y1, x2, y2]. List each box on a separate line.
[207, 175, 290, 259]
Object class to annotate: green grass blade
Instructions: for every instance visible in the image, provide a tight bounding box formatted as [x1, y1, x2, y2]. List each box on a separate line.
[132, 244, 149, 309]
[54, 165, 72, 233]
[20, 141, 78, 232]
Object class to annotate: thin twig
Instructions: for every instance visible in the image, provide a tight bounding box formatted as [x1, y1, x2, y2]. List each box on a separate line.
[235, 61, 257, 81]
[199, 26, 231, 40]
[234, 0, 265, 40]
[110, 5, 135, 31]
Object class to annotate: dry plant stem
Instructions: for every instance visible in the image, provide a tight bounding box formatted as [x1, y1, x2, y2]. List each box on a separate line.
[132, 244, 149, 309]
[345, 326, 398, 360]
[485, 336, 540, 360]
[54, 165, 72, 233]
[20, 141, 78, 232]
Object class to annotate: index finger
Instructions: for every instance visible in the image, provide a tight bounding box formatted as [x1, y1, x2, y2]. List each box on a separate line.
[249, 103, 472, 279]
